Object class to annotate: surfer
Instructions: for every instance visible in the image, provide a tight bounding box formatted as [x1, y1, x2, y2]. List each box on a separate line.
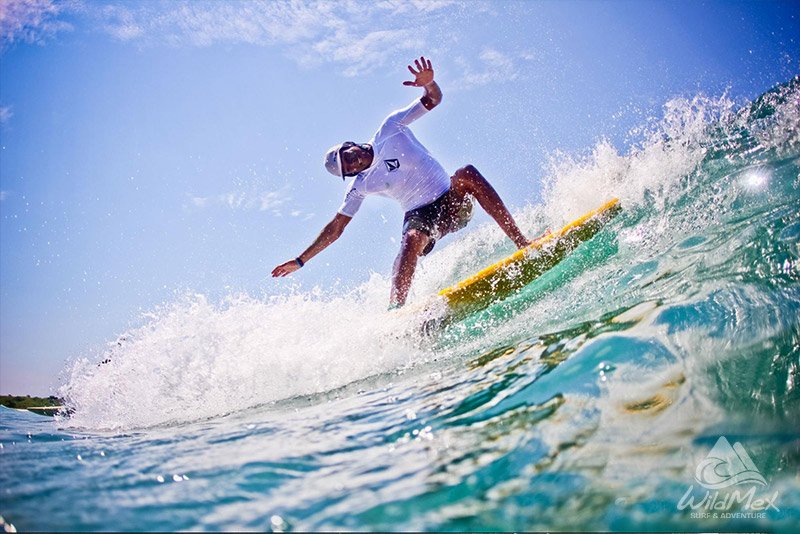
[272, 56, 532, 308]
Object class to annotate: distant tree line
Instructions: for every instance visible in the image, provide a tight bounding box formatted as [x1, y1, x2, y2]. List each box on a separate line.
[0, 395, 62, 409]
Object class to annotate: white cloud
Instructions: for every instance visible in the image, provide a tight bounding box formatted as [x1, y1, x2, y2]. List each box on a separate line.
[190, 195, 209, 208]
[451, 47, 519, 90]
[98, 4, 142, 41]
[1, 0, 515, 92]
[89, 0, 458, 76]
[375, 0, 459, 15]
[187, 188, 290, 213]
[290, 209, 315, 220]
[258, 191, 286, 211]
[0, 106, 12, 124]
[309, 28, 423, 77]
[96, 1, 337, 48]
[0, 0, 73, 49]
[519, 49, 541, 62]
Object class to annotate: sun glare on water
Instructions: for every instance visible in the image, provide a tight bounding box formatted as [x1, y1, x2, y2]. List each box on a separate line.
[741, 168, 771, 190]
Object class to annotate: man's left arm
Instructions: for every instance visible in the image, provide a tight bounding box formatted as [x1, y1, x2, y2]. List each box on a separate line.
[420, 80, 442, 110]
[403, 56, 442, 111]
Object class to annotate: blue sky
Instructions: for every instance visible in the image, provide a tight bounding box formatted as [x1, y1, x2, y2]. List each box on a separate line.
[1, 0, 797, 395]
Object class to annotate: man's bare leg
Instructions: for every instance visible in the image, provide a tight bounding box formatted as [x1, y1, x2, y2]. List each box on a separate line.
[390, 165, 536, 307]
[390, 228, 430, 307]
[450, 165, 529, 248]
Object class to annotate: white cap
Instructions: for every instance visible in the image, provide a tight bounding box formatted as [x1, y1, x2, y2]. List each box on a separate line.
[324, 143, 347, 178]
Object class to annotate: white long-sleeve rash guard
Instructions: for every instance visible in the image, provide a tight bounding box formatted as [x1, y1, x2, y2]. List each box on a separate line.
[337, 99, 451, 217]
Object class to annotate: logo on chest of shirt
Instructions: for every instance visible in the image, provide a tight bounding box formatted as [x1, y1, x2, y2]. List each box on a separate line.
[384, 159, 400, 172]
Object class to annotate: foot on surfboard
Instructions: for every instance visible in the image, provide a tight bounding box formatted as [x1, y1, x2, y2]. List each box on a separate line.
[530, 228, 552, 245]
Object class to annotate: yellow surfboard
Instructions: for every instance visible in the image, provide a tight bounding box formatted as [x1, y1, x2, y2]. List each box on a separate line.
[438, 198, 621, 320]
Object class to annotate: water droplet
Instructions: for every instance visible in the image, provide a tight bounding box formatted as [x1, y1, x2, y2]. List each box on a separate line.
[172, 474, 183, 482]
[156, 475, 165, 483]
[270, 514, 287, 532]
[597, 361, 616, 373]
[0, 514, 18, 533]
[404, 409, 417, 420]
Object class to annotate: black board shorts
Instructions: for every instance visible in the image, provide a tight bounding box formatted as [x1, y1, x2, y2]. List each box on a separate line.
[402, 189, 474, 256]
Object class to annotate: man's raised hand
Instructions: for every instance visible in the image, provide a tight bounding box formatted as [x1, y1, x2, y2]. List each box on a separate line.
[403, 56, 434, 87]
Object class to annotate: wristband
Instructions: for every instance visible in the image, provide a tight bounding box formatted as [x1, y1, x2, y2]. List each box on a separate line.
[295, 257, 304, 268]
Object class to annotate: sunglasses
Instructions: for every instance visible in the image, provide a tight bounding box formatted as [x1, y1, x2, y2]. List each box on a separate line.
[339, 142, 371, 177]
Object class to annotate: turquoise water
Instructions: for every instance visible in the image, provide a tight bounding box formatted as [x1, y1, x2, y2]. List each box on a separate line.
[1, 79, 799, 532]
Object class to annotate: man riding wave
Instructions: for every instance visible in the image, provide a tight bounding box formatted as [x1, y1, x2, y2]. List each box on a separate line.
[272, 56, 533, 308]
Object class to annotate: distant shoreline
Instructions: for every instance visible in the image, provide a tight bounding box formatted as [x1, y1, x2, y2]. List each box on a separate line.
[0, 394, 62, 410]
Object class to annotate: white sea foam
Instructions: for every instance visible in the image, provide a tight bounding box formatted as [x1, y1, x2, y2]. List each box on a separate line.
[59, 281, 432, 430]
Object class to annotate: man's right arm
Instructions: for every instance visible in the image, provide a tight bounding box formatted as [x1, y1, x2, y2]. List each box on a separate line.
[271, 213, 352, 277]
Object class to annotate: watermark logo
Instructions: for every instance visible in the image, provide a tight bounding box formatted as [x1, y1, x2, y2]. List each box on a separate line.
[695, 436, 767, 489]
[678, 436, 780, 519]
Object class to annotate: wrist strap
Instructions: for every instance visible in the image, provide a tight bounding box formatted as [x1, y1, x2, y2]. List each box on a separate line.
[295, 257, 304, 268]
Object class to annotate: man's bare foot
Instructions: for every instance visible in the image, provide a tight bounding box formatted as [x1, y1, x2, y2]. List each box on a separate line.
[528, 228, 552, 245]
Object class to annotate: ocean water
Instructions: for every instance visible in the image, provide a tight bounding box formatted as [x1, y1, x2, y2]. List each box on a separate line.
[1, 78, 799, 532]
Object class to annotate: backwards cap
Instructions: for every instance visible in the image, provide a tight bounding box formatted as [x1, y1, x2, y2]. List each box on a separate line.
[324, 142, 354, 178]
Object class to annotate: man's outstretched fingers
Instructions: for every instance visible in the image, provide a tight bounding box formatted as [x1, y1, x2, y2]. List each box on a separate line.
[271, 260, 301, 277]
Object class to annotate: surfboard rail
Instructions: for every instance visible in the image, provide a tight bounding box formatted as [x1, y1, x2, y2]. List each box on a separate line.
[438, 198, 621, 319]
